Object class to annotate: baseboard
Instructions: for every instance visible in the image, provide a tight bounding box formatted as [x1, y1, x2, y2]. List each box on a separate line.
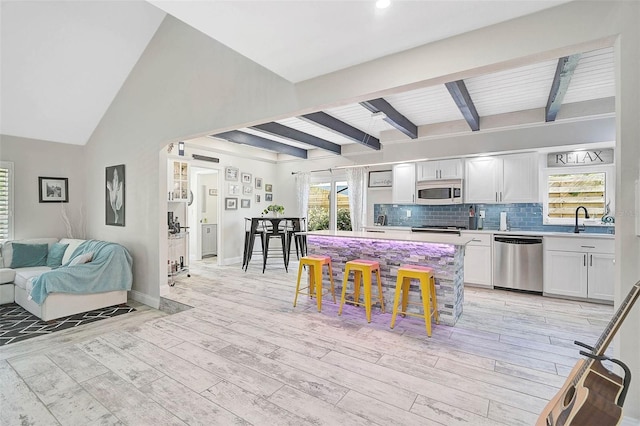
[129, 290, 160, 309]
[222, 256, 242, 266]
[622, 416, 640, 426]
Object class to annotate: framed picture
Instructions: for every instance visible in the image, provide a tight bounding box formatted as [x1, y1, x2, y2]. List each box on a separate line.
[38, 177, 68, 203]
[241, 199, 251, 208]
[255, 177, 263, 189]
[241, 172, 252, 184]
[225, 197, 237, 210]
[243, 184, 252, 195]
[368, 170, 393, 188]
[209, 188, 217, 196]
[225, 166, 239, 181]
[265, 183, 273, 192]
[228, 183, 240, 195]
[265, 193, 273, 202]
[105, 164, 125, 226]
[255, 194, 261, 203]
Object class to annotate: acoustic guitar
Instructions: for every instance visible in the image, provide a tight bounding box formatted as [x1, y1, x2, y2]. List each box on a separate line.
[537, 280, 640, 426]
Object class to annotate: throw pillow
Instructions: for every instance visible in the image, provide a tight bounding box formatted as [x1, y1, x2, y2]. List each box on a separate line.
[9, 243, 49, 268]
[69, 252, 94, 266]
[46, 243, 69, 268]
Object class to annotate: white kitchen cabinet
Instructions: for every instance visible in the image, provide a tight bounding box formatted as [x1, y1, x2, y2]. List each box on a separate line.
[543, 237, 614, 302]
[168, 160, 189, 202]
[416, 159, 463, 181]
[202, 224, 217, 256]
[392, 163, 416, 204]
[465, 153, 538, 204]
[463, 232, 492, 287]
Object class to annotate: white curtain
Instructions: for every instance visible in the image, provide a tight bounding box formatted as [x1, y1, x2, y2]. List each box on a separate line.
[295, 172, 311, 223]
[346, 167, 366, 232]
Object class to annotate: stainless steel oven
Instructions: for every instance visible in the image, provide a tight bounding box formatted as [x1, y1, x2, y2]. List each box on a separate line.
[416, 179, 463, 205]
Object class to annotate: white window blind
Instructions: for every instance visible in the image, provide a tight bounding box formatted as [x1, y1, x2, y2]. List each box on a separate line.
[0, 162, 13, 240]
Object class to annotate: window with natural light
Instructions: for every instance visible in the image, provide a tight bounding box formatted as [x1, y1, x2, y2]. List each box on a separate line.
[0, 162, 13, 240]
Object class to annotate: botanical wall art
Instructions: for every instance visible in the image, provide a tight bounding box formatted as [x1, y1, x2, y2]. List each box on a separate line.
[228, 183, 240, 196]
[38, 177, 68, 203]
[225, 197, 237, 210]
[105, 164, 125, 226]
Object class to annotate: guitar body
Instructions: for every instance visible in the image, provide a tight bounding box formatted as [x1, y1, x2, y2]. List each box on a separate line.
[537, 359, 624, 426]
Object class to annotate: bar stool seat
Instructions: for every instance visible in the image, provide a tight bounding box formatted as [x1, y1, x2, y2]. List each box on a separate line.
[339, 259, 385, 323]
[294, 255, 336, 312]
[390, 264, 439, 337]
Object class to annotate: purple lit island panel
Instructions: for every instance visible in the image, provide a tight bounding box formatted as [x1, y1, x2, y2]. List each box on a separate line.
[307, 235, 464, 326]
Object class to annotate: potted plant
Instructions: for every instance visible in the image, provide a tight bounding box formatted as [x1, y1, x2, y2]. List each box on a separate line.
[263, 204, 285, 217]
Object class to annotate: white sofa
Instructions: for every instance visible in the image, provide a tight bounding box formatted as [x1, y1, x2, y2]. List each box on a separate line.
[0, 238, 128, 321]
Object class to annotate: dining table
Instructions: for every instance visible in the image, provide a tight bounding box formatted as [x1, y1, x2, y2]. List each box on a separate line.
[243, 217, 305, 272]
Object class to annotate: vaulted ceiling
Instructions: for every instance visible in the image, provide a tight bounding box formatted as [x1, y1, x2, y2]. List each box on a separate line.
[2, 0, 613, 159]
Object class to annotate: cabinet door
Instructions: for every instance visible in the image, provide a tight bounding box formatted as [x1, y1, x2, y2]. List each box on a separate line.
[588, 253, 614, 301]
[501, 153, 538, 203]
[464, 245, 492, 286]
[465, 157, 501, 203]
[416, 161, 439, 181]
[392, 163, 416, 204]
[544, 250, 588, 298]
[439, 159, 463, 180]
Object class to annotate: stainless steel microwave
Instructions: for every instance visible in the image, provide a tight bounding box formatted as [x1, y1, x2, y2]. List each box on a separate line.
[416, 179, 463, 205]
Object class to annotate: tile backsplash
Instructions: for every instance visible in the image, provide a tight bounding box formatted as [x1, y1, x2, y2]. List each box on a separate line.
[373, 203, 614, 234]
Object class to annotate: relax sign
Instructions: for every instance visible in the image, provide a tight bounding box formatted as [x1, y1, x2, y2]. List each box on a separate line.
[547, 149, 614, 167]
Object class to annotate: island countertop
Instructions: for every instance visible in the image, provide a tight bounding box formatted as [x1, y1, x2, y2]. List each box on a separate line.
[304, 229, 474, 246]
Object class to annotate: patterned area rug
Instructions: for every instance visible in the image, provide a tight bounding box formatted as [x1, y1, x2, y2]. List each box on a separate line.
[0, 303, 135, 346]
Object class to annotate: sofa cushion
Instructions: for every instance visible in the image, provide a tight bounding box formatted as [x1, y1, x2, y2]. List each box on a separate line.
[46, 243, 69, 268]
[1, 238, 59, 268]
[0, 268, 16, 285]
[59, 239, 86, 265]
[10, 243, 48, 268]
[14, 267, 51, 291]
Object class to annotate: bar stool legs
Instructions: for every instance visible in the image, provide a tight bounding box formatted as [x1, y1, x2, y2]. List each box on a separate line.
[294, 255, 336, 312]
[390, 265, 439, 337]
[339, 259, 385, 323]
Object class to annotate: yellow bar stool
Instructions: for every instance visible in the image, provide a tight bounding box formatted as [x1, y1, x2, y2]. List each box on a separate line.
[339, 259, 385, 323]
[390, 264, 440, 337]
[293, 255, 336, 312]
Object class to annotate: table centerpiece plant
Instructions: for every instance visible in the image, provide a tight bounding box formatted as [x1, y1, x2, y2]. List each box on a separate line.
[263, 204, 285, 217]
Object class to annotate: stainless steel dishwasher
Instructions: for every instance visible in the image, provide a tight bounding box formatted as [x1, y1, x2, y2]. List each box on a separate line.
[493, 235, 543, 292]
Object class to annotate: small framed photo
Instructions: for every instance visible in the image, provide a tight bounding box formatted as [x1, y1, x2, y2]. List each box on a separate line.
[38, 177, 69, 203]
[255, 177, 263, 189]
[241, 199, 251, 208]
[368, 170, 393, 188]
[265, 183, 273, 192]
[228, 183, 240, 195]
[243, 184, 252, 195]
[241, 172, 252, 184]
[255, 194, 261, 203]
[225, 166, 239, 181]
[265, 193, 273, 202]
[225, 197, 237, 210]
[209, 188, 217, 196]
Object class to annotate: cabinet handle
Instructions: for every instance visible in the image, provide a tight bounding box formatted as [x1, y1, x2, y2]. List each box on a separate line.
[580, 245, 596, 249]
[495, 192, 498, 202]
[472, 239, 482, 242]
[583, 254, 586, 266]
[590, 255, 593, 267]
[500, 192, 503, 202]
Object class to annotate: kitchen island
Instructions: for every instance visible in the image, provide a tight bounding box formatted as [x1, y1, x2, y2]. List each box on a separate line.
[305, 230, 473, 326]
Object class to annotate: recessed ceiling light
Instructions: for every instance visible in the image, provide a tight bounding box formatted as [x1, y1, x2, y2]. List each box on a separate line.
[376, 0, 390, 9]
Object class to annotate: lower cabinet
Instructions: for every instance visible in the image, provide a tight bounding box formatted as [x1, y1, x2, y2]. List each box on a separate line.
[543, 237, 614, 302]
[202, 224, 217, 256]
[463, 233, 492, 287]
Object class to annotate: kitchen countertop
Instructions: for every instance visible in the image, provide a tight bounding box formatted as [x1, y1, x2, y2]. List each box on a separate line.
[305, 229, 474, 246]
[362, 226, 614, 239]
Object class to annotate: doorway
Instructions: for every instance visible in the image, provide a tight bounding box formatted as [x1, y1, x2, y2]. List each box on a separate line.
[188, 167, 220, 264]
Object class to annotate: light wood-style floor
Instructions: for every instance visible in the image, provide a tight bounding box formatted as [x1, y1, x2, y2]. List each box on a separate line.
[1, 258, 614, 425]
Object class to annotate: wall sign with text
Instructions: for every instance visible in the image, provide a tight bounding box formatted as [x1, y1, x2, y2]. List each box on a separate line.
[547, 149, 613, 167]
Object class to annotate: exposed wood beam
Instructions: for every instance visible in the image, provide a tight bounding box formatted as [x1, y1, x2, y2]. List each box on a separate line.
[211, 130, 307, 159]
[445, 80, 480, 131]
[300, 111, 381, 150]
[251, 122, 341, 155]
[546, 54, 582, 122]
[359, 98, 418, 139]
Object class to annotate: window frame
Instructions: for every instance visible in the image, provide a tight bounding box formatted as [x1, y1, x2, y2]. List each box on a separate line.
[0, 161, 14, 241]
[541, 163, 615, 226]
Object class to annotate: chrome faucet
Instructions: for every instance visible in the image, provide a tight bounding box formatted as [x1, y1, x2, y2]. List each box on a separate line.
[574, 206, 589, 233]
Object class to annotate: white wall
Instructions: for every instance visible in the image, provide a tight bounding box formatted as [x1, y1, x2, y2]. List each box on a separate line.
[199, 173, 218, 224]
[0, 135, 86, 239]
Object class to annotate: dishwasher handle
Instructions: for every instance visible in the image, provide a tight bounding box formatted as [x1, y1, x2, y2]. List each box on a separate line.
[494, 236, 542, 245]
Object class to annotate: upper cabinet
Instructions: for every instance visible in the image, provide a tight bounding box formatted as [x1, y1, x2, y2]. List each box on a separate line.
[392, 163, 416, 204]
[168, 160, 189, 202]
[417, 159, 463, 181]
[465, 153, 538, 204]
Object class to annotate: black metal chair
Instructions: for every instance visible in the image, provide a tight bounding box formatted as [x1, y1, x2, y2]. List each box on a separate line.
[286, 217, 307, 260]
[261, 217, 289, 273]
[242, 218, 266, 271]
